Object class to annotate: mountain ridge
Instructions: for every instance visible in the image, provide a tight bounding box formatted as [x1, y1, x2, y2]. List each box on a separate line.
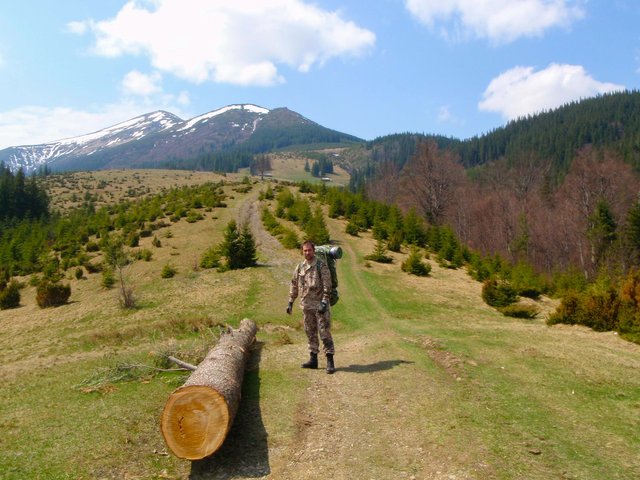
[0, 104, 361, 173]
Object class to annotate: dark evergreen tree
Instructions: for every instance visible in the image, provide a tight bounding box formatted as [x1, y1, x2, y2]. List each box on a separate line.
[625, 198, 640, 263]
[0, 164, 49, 222]
[311, 161, 321, 177]
[305, 206, 330, 245]
[588, 199, 617, 270]
[239, 224, 258, 268]
[219, 220, 257, 270]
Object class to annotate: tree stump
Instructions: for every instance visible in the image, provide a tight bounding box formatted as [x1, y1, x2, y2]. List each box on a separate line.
[160, 318, 257, 460]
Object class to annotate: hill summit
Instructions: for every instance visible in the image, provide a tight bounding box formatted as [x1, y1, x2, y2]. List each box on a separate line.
[0, 104, 361, 173]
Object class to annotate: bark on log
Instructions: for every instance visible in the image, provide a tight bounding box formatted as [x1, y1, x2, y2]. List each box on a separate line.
[160, 318, 257, 460]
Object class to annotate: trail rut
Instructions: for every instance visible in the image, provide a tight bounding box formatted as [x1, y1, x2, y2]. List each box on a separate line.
[191, 195, 478, 479]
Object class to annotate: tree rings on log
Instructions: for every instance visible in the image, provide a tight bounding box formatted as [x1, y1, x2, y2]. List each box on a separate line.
[161, 385, 230, 460]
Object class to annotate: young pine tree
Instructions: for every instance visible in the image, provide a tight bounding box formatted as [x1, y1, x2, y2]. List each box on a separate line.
[219, 220, 257, 270]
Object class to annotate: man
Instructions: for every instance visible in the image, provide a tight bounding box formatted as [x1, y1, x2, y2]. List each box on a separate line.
[287, 240, 336, 374]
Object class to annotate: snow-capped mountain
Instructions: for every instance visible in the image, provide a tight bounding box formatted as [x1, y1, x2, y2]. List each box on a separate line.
[0, 110, 183, 172]
[0, 103, 359, 173]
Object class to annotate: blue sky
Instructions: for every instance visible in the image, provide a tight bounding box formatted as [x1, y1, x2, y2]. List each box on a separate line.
[0, 0, 638, 149]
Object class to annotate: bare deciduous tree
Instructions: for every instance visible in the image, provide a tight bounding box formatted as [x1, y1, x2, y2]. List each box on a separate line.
[250, 154, 272, 180]
[556, 146, 639, 277]
[399, 141, 465, 225]
[365, 161, 401, 205]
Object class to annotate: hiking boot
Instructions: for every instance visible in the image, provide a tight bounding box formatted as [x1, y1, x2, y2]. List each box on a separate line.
[301, 352, 318, 369]
[326, 354, 336, 374]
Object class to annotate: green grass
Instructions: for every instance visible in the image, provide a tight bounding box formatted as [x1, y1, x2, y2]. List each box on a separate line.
[0, 357, 182, 479]
[2, 173, 640, 479]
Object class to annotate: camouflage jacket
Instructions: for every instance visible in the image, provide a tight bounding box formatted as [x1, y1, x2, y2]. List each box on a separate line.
[289, 257, 332, 309]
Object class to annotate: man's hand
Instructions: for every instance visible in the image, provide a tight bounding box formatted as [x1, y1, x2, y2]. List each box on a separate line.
[286, 301, 293, 315]
[317, 301, 327, 314]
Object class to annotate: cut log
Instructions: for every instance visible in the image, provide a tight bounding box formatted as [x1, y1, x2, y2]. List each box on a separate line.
[160, 318, 257, 460]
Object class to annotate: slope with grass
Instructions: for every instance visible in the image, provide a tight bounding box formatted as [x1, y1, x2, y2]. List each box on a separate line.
[1, 171, 639, 480]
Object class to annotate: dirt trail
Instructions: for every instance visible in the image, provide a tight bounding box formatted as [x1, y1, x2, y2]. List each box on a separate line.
[195, 195, 476, 479]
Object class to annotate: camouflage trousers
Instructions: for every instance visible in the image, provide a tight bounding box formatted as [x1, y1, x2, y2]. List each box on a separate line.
[302, 307, 335, 355]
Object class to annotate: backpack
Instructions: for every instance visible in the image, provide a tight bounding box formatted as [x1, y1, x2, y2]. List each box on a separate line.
[314, 245, 342, 306]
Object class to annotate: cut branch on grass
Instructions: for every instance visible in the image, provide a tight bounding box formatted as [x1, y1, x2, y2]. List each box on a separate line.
[167, 355, 197, 371]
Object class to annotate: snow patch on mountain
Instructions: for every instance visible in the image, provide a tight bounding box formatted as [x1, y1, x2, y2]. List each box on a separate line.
[0, 104, 273, 172]
[176, 104, 269, 133]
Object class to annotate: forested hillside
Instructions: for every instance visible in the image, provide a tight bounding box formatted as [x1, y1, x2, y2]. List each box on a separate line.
[0, 164, 49, 222]
[457, 90, 640, 173]
[351, 90, 640, 179]
[350, 91, 640, 279]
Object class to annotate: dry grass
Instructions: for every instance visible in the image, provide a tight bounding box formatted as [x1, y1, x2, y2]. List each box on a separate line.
[260, 152, 350, 186]
[40, 169, 236, 212]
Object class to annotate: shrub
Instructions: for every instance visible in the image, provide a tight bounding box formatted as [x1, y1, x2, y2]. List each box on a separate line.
[161, 264, 177, 278]
[547, 292, 582, 326]
[119, 283, 137, 310]
[0, 282, 21, 310]
[127, 232, 140, 248]
[75, 267, 84, 280]
[281, 230, 300, 250]
[85, 241, 100, 252]
[259, 184, 275, 200]
[620, 268, 640, 308]
[135, 248, 153, 261]
[551, 267, 588, 295]
[467, 254, 492, 282]
[401, 247, 431, 276]
[84, 261, 102, 273]
[102, 268, 116, 288]
[482, 278, 517, 307]
[42, 258, 62, 282]
[262, 207, 284, 236]
[547, 286, 620, 332]
[36, 281, 71, 308]
[518, 287, 543, 300]
[387, 231, 403, 253]
[617, 305, 640, 343]
[509, 261, 545, 299]
[200, 246, 221, 269]
[499, 304, 540, 319]
[152, 236, 162, 248]
[580, 286, 620, 332]
[365, 240, 393, 264]
[186, 211, 203, 223]
[345, 221, 360, 236]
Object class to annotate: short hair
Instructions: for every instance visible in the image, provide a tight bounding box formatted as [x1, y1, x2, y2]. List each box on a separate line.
[302, 240, 315, 250]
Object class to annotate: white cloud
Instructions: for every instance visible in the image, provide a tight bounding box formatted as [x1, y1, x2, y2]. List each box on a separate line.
[437, 105, 463, 125]
[122, 70, 163, 96]
[405, 0, 584, 43]
[175, 91, 190, 106]
[478, 64, 625, 120]
[69, 0, 376, 87]
[65, 20, 91, 35]
[0, 101, 192, 149]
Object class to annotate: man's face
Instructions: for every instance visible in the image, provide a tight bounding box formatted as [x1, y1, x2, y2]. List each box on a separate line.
[302, 244, 315, 262]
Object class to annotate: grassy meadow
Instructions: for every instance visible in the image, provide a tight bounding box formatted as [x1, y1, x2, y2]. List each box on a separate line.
[0, 167, 639, 479]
